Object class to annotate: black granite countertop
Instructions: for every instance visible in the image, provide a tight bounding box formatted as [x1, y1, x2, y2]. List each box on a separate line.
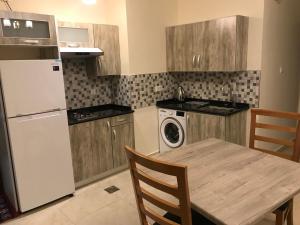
[68, 104, 134, 125]
[156, 98, 249, 116]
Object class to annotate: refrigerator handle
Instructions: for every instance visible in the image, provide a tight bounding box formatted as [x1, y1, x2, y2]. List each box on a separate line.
[15, 111, 63, 122]
[15, 108, 62, 117]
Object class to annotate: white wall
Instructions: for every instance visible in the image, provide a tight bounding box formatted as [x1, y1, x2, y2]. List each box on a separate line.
[126, 0, 177, 74]
[176, 0, 264, 70]
[261, 0, 300, 113]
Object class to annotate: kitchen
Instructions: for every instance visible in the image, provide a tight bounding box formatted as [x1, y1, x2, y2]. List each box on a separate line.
[0, 0, 299, 225]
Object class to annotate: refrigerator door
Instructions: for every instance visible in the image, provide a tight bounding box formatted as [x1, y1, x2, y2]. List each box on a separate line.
[0, 60, 66, 118]
[7, 110, 75, 212]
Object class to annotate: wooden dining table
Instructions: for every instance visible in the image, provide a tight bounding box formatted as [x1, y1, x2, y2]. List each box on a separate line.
[149, 138, 300, 225]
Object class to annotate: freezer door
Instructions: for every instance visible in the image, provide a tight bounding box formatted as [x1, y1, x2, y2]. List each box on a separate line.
[0, 60, 67, 118]
[7, 110, 75, 212]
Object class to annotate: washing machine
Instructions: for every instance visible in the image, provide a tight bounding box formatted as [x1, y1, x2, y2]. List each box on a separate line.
[159, 108, 187, 153]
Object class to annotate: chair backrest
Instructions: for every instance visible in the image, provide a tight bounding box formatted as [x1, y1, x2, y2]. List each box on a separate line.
[124, 146, 192, 225]
[249, 108, 300, 162]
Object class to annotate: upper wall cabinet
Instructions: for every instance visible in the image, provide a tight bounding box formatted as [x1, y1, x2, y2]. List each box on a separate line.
[57, 21, 94, 48]
[93, 24, 121, 75]
[166, 16, 249, 72]
[0, 10, 57, 46]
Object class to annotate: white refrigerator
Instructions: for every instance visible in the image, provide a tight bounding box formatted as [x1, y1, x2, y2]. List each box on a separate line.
[0, 60, 75, 212]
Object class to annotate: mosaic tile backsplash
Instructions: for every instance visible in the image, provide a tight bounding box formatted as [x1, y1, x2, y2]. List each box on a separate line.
[63, 59, 261, 110]
[63, 59, 114, 109]
[175, 71, 261, 107]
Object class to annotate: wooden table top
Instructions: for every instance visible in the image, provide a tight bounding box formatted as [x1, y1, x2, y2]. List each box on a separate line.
[151, 138, 300, 225]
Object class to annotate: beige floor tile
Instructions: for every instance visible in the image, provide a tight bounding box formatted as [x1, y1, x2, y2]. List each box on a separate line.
[4, 208, 74, 225]
[76, 199, 140, 225]
[59, 185, 121, 224]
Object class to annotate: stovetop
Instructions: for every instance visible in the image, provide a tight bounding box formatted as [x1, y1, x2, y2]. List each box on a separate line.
[67, 104, 134, 125]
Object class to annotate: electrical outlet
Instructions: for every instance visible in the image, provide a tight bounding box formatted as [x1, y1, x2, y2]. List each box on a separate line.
[154, 85, 163, 93]
[91, 88, 96, 95]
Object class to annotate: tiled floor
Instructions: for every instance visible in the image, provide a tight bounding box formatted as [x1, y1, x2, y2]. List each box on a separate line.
[3, 170, 300, 225]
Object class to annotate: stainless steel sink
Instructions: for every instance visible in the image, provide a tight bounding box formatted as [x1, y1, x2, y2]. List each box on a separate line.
[205, 106, 236, 111]
[199, 105, 238, 114]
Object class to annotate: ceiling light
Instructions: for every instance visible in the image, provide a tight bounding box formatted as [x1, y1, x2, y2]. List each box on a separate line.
[82, 0, 96, 5]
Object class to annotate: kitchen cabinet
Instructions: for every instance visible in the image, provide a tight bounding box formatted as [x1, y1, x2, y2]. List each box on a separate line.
[187, 113, 225, 144]
[69, 114, 134, 187]
[166, 24, 193, 72]
[57, 21, 94, 48]
[112, 122, 135, 168]
[0, 11, 57, 46]
[69, 118, 113, 183]
[187, 111, 247, 145]
[93, 24, 121, 75]
[166, 16, 249, 72]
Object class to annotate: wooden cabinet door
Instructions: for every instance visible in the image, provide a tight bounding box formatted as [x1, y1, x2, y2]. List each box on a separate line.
[58, 21, 94, 48]
[90, 118, 114, 175]
[69, 122, 93, 183]
[192, 22, 208, 71]
[225, 111, 247, 146]
[0, 11, 57, 46]
[93, 24, 121, 75]
[167, 16, 248, 72]
[187, 112, 226, 144]
[69, 118, 113, 183]
[206, 17, 237, 71]
[112, 123, 134, 168]
[166, 24, 193, 72]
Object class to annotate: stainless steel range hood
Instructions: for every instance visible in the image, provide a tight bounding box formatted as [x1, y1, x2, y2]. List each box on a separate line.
[60, 47, 104, 58]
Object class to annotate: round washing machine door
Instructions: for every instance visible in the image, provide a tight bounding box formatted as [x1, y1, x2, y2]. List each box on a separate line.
[160, 118, 185, 148]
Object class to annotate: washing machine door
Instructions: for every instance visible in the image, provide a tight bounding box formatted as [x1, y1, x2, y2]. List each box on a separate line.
[160, 118, 184, 148]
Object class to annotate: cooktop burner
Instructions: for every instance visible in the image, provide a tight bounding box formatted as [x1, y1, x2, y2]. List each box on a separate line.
[69, 109, 125, 122]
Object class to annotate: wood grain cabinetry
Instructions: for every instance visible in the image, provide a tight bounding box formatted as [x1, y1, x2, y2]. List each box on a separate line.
[69, 114, 134, 186]
[69, 118, 113, 183]
[112, 122, 135, 168]
[0, 11, 57, 46]
[93, 24, 121, 75]
[187, 113, 225, 144]
[187, 111, 247, 145]
[57, 21, 94, 48]
[166, 16, 249, 72]
[57, 21, 121, 76]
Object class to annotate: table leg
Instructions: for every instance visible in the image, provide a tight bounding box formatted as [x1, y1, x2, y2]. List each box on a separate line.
[287, 199, 294, 225]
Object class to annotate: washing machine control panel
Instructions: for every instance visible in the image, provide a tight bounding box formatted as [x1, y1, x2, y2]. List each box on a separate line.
[176, 111, 185, 117]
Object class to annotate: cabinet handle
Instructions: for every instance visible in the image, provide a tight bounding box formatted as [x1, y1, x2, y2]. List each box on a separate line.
[107, 121, 110, 130]
[197, 55, 201, 68]
[113, 130, 116, 141]
[117, 118, 126, 123]
[24, 39, 39, 44]
[187, 115, 190, 126]
[192, 55, 196, 68]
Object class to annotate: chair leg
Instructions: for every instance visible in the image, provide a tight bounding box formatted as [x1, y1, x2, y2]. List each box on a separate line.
[276, 211, 284, 225]
[287, 199, 294, 225]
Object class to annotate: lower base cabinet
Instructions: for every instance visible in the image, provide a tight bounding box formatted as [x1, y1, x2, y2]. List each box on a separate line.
[69, 114, 134, 186]
[187, 111, 247, 145]
[112, 122, 135, 168]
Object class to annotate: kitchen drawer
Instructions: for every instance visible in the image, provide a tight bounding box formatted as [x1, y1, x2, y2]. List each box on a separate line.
[111, 114, 133, 126]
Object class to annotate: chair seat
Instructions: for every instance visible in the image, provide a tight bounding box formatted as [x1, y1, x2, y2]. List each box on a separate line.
[154, 209, 216, 225]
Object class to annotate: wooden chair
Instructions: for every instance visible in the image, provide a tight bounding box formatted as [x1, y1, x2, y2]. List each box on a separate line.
[124, 146, 215, 225]
[249, 108, 300, 225]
